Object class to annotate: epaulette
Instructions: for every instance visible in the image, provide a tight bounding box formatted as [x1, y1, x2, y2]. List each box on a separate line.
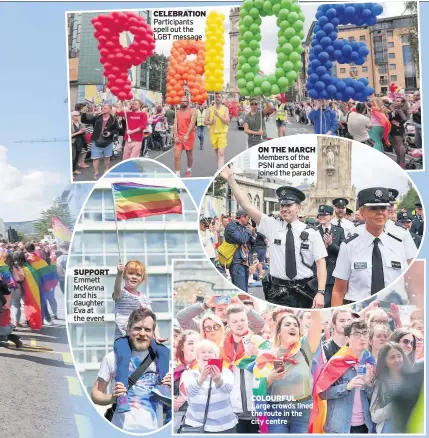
[344, 233, 359, 244]
[387, 232, 402, 242]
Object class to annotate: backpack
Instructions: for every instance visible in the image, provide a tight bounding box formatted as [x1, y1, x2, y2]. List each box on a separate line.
[217, 241, 239, 268]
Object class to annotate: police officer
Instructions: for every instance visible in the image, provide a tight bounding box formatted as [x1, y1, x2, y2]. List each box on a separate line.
[298, 211, 306, 222]
[353, 210, 365, 227]
[316, 205, 345, 307]
[330, 198, 356, 238]
[221, 165, 327, 308]
[332, 187, 409, 306]
[346, 208, 353, 222]
[397, 211, 422, 248]
[411, 202, 424, 236]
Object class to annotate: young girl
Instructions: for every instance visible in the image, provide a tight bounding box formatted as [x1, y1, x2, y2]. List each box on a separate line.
[113, 260, 170, 413]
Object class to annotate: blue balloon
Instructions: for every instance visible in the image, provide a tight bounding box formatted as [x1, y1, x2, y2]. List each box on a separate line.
[331, 17, 340, 27]
[316, 30, 327, 40]
[313, 45, 324, 55]
[372, 4, 383, 15]
[351, 42, 360, 51]
[367, 16, 377, 26]
[320, 5, 330, 13]
[354, 57, 366, 66]
[362, 8, 372, 19]
[358, 78, 369, 86]
[308, 89, 319, 99]
[333, 49, 343, 60]
[309, 54, 316, 62]
[311, 39, 318, 47]
[309, 73, 319, 83]
[342, 45, 352, 56]
[321, 37, 332, 47]
[358, 46, 369, 57]
[307, 82, 314, 90]
[354, 3, 364, 13]
[311, 59, 322, 69]
[338, 57, 347, 64]
[326, 8, 337, 19]
[314, 25, 321, 33]
[320, 90, 329, 99]
[344, 6, 355, 17]
[319, 51, 330, 63]
[336, 81, 346, 92]
[325, 60, 333, 70]
[334, 4, 345, 14]
[307, 67, 314, 74]
[323, 23, 334, 33]
[364, 86, 374, 96]
[326, 45, 335, 56]
[355, 93, 364, 102]
[335, 92, 344, 101]
[354, 81, 364, 92]
[333, 39, 344, 50]
[314, 81, 326, 91]
[316, 66, 327, 76]
[344, 86, 355, 98]
[329, 31, 338, 41]
[351, 51, 360, 62]
[318, 16, 329, 26]
[321, 73, 332, 84]
[316, 11, 323, 20]
[326, 85, 337, 96]
[339, 15, 349, 25]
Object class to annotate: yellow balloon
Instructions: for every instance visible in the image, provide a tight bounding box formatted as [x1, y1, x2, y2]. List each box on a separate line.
[205, 11, 225, 92]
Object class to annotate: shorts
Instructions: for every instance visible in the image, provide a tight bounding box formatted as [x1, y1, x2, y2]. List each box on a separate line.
[276, 119, 286, 128]
[91, 142, 113, 159]
[210, 132, 227, 149]
[175, 134, 195, 151]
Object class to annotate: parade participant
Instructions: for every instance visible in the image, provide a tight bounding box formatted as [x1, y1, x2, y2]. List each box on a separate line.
[196, 102, 207, 150]
[70, 111, 86, 177]
[173, 95, 196, 178]
[389, 328, 416, 370]
[369, 324, 391, 361]
[180, 339, 237, 433]
[205, 92, 230, 169]
[113, 261, 170, 413]
[411, 319, 424, 361]
[56, 243, 69, 294]
[221, 165, 327, 308]
[91, 309, 171, 433]
[347, 103, 372, 144]
[322, 308, 353, 362]
[308, 99, 338, 135]
[253, 312, 322, 433]
[316, 204, 345, 307]
[370, 342, 405, 433]
[310, 319, 376, 434]
[274, 95, 287, 137]
[396, 211, 421, 248]
[389, 96, 409, 169]
[332, 188, 409, 306]
[200, 313, 225, 349]
[298, 211, 306, 222]
[80, 104, 120, 180]
[330, 198, 356, 238]
[411, 202, 424, 236]
[200, 217, 217, 264]
[411, 91, 422, 149]
[370, 97, 391, 153]
[244, 97, 273, 147]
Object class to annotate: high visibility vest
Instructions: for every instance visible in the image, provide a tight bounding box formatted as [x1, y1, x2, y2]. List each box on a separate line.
[276, 104, 286, 120]
[196, 109, 205, 126]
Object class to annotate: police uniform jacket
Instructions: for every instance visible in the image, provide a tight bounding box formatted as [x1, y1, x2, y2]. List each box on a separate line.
[411, 216, 424, 236]
[317, 223, 345, 285]
[330, 217, 356, 239]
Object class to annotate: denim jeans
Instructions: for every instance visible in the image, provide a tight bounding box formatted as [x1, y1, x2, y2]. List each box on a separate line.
[229, 263, 249, 292]
[11, 285, 23, 324]
[255, 248, 267, 263]
[196, 126, 205, 146]
[114, 336, 169, 388]
[45, 288, 58, 315]
[267, 398, 312, 434]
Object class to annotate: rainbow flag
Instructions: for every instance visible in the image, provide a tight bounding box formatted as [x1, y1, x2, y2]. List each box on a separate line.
[26, 253, 58, 292]
[22, 264, 42, 330]
[112, 182, 183, 220]
[52, 216, 72, 242]
[0, 261, 12, 284]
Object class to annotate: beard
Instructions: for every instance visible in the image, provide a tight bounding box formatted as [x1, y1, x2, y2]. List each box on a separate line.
[129, 336, 150, 352]
[180, 103, 188, 109]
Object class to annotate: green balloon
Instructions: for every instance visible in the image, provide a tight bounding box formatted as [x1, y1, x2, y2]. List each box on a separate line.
[246, 81, 255, 91]
[253, 86, 262, 96]
[275, 67, 285, 78]
[290, 2, 301, 12]
[278, 36, 287, 46]
[239, 40, 248, 50]
[279, 20, 292, 31]
[289, 51, 300, 63]
[237, 70, 245, 79]
[242, 63, 252, 73]
[239, 24, 248, 34]
[284, 27, 296, 38]
[248, 56, 259, 66]
[262, 1, 272, 13]
[290, 35, 301, 47]
[261, 81, 271, 92]
[243, 47, 253, 58]
[242, 0, 254, 10]
[237, 78, 247, 88]
[272, 4, 281, 15]
[254, 17, 262, 25]
[249, 23, 260, 33]
[293, 20, 304, 31]
[245, 71, 255, 81]
[267, 74, 277, 85]
[286, 70, 297, 82]
[280, 0, 293, 9]
[259, 9, 267, 17]
[294, 60, 303, 70]
[288, 11, 298, 23]
[254, 33, 262, 42]
[243, 31, 253, 42]
[243, 16, 254, 26]
[249, 7, 260, 18]
[298, 30, 305, 39]
[249, 40, 260, 50]
[239, 88, 247, 96]
[271, 84, 281, 95]
[278, 76, 289, 89]
[254, 48, 261, 57]
[283, 60, 294, 71]
[254, 0, 264, 9]
[251, 65, 260, 74]
[282, 43, 294, 55]
[238, 55, 247, 65]
[278, 52, 288, 64]
[278, 8, 289, 20]
[276, 46, 282, 54]
[295, 45, 304, 54]
[249, 89, 256, 97]
[254, 75, 263, 86]
[298, 12, 305, 21]
[271, 0, 280, 4]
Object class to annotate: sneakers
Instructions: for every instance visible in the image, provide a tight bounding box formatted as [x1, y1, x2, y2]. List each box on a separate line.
[53, 314, 59, 320]
[151, 384, 172, 407]
[116, 394, 131, 413]
[184, 170, 192, 178]
[44, 320, 54, 326]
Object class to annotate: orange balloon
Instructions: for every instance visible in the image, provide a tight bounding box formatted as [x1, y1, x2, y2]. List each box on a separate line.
[174, 83, 182, 92]
[173, 96, 181, 104]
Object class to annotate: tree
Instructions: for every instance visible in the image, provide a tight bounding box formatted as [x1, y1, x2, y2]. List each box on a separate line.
[34, 205, 72, 238]
[17, 232, 25, 242]
[148, 52, 168, 96]
[207, 175, 226, 197]
[398, 184, 420, 212]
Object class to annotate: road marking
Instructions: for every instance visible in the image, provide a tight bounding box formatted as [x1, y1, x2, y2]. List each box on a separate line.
[62, 352, 73, 365]
[67, 376, 83, 396]
[75, 414, 94, 438]
[30, 339, 36, 347]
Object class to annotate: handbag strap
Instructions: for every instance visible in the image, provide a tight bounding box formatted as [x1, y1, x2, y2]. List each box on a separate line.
[201, 377, 213, 430]
[127, 346, 156, 389]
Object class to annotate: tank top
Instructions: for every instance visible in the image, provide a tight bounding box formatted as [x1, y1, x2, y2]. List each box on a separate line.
[177, 108, 195, 138]
[208, 105, 229, 134]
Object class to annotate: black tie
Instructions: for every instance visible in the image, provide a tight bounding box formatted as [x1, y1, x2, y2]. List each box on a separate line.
[337, 219, 342, 228]
[286, 223, 297, 279]
[325, 227, 329, 234]
[371, 238, 385, 294]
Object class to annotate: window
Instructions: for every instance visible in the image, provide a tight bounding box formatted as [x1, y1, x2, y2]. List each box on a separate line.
[387, 30, 393, 37]
[350, 67, 358, 76]
[340, 68, 346, 73]
[391, 75, 397, 81]
[362, 66, 368, 72]
[360, 35, 366, 41]
[401, 34, 410, 44]
[388, 42, 394, 48]
[389, 53, 395, 59]
[247, 193, 252, 203]
[378, 65, 387, 74]
[254, 195, 261, 209]
[348, 36, 356, 42]
[389, 64, 396, 70]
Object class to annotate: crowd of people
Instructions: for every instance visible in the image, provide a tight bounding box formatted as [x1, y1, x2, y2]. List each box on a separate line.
[200, 166, 423, 309]
[173, 293, 424, 434]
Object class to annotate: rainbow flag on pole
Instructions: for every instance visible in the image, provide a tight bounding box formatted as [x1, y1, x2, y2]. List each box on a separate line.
[112, 182, 183, 220]
[22, 264, 42, 330]
[52, 216, 72, 242]
[26, 253, 58, 292]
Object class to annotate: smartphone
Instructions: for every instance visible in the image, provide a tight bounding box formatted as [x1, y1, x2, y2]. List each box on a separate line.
[214, 295, 231, 305]
[273, 360, 284, 372]
[208, 358, 223, 371]
[195, 295, 205, 303]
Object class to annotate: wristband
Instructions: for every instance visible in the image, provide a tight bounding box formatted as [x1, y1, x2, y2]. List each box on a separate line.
[317, 290, 325, 296]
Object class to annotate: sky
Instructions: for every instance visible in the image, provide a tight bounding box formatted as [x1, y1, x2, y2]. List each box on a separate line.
[0, 1, 416, 221]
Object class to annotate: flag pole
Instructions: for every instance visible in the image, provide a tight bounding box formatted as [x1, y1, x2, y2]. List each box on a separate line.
[111, 185, 122, 262]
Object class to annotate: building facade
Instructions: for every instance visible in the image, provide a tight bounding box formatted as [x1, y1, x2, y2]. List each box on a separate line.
[0, 218, 5, 240]
[66, 160, 203, 391]
[304, 14, 419, 97]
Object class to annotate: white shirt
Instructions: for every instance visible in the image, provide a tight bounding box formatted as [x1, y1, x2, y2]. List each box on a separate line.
[98, 350, 162, 433]
[201, 229, 216, 259]
[258, 214, 327, 280]
[347, 112, 371, 142]
[354, 220, 417, 261]
[330, 217, 355, 239]
[333, 228, 408, 302]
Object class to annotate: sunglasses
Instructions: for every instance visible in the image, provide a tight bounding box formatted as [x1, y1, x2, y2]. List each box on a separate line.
[401, 338, 415, 347]
[250, 102, 258, 106]
[203, 323, 221, 333]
